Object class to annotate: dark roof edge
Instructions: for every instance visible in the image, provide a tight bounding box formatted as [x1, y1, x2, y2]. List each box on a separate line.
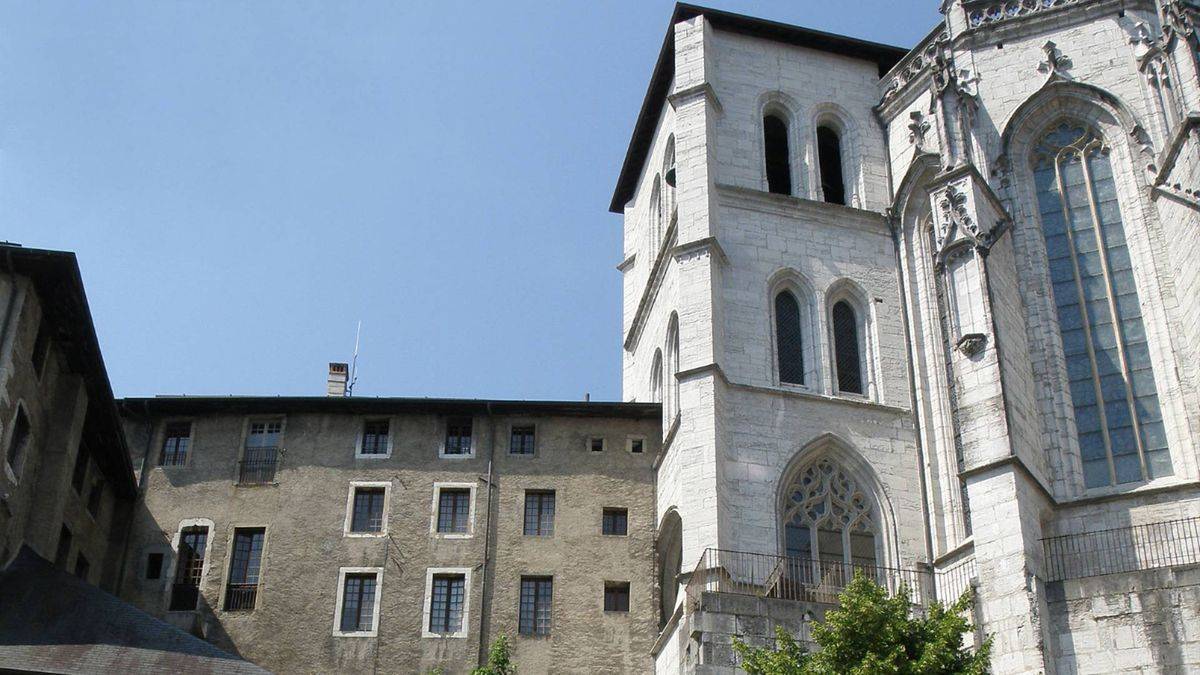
[0, 245, 137, 499]
[608, 3, 911, 214]
[118, 396, 662, 419]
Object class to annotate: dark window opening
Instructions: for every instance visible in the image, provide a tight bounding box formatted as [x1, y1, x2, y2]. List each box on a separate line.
[160, 422, 191, 466]
[590, 437, 604, 452]
[519, 576, 553, 636]
[146, 552, 164, 580]
[350, 487, 386, 533]
[339, 572, 378, 632]
[361, 419, 390, 455]
[74, 553, 89, 581]
[54, 525, 72, 569]
[523, 491, 555, 536]
[6, 407, 31, 472]
[775, 291, 805, 385]
[437, 488, 471, 534]
[817, 125, 846, 205]
[224, 528, 265, 611]
[445, 417, 472, 455]
[629, 438, 644, 454]
[429, 574, 466, 634]
[833, 301, 863, 394]
[764, 114, 792, 195]
[32, 322, 51, 378]
[510, 425, 535, 455]
[71, 442, 89, 494]
[602, 508, 628, 536]
[170, 526, 208, 611]
[604, 582, 630, 612]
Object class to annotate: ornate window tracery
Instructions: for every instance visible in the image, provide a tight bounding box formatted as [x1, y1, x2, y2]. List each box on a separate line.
[781, 457, 878, 570]
[1031, 121, 1171, 488]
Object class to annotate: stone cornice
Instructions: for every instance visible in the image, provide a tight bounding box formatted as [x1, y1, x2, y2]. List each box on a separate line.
[1153, 113, 1200, 187]
[682, 362, 913, 416]
[673, 236, 729, 266]
[668, 82, 724, 117]
[616, 253, 636, 273]
[714, 184, 892, 235]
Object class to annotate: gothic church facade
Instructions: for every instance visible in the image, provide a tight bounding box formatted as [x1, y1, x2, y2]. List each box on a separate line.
[614, 2, 1200, 673]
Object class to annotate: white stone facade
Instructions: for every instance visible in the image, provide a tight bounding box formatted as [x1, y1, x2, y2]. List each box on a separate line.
[613, 2, 1200, 673]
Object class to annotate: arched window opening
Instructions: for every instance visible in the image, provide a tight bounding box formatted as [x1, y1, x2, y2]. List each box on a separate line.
[663, 134, 677, 189]
[832, 301, 863, 394]
[649, 176, 663, 254]
[764, 114, 792, 196]
[1032, 121, 1170, 488]
[774, 291, 805, 385]
[782, 457, 878, 590]
[657, 511, 683, 627]
[817, 125, 846, 205]
[666, 317, 681, 423]
[650, 350, 664, 405]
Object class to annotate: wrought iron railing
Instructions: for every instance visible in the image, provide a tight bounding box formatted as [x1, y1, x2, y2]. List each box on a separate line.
[685, 549, 936, 607]
[1042, 516, 1200, 581]
[223, 583, 259, 611]
[237, 447, 280, 485]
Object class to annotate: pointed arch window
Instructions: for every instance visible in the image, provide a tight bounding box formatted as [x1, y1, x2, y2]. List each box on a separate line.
[1032, 121, 1170, 488]
[817, 125, 845, 205]
[764, 114, 792, 195]
[666, 317, 681, 423]
[832, 301, 863, 395]
[650, 350, 664, 405]
[782, 457, 878, 583]
[774, 291, 805, 385]
[649, 176, 663, 253]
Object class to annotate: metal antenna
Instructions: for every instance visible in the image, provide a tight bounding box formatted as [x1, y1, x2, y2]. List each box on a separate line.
[347, 321, 362, 397]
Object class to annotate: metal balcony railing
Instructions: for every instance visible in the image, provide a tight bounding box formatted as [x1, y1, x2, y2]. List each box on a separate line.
[223, 583, 259, 611]
[1042, 516, 1200, 582]
[685, 548, 937, 607]
[237, 447, 280, 485]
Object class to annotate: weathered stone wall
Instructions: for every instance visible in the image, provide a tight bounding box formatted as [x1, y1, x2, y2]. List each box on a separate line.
[122, 405, 660, 674]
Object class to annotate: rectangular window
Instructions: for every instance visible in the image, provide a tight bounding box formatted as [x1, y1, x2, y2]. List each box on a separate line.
[86, 480, 103, 518]
[628, 438, 644, 454]
[74, 553, 90, 581]
[437, 488, 471, 534]
[590, 437, 605, 452]
[350, 487, 386, 534]
[6, 407, 31, 474]
[428, 574, 466, 635]
[32, 322, 51, 378]
[160, 422, 192, 467]
[146, 552, 164, 580]
[54, 525, 72, 569]
[240, 419, 282, 485]
[602, 508, 628, 536]
[338, 572, 379, 634]
[170, 526, 208, 611]
[519, 576, 553, 636]
[604, 582, 630, 612]
[360, 419, 390, 456]
[510, 425, 535, 455]
[71, 442, 89, 494]
[444, 417, 472, 456]
[523, 491, 555, 536]
[224, 528, 265, 611]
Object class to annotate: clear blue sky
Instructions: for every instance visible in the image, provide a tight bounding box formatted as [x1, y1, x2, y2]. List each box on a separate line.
[0, 1, 940, 400]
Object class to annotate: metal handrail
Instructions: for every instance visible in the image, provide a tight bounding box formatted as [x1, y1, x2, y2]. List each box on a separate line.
[237, 446, 281, 485]
[1042, 516, 1200, 581]
[223, 583, 259, 611]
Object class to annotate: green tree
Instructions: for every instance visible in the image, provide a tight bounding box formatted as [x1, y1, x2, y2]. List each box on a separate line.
[472, 635, 516, 675]
[732, 573, 990, 675]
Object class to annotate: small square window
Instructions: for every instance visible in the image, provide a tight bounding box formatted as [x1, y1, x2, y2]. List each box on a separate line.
[146, 552, 164, 580]
[445, 418, 473, 456]
[628, 438, 644, 454]
[160, 422, 192, 467]
[590, 437, 605, 452]
[349, 487, 387, 534]
[360, 419, 390, 456]
[437, 488, 472, 534]
[602, 508, 628, 536]
[604, 582, 630, 612]
[510, 425, 535, 455]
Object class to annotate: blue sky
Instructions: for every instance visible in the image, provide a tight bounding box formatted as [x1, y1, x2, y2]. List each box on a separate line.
[0, 1, 940, 400]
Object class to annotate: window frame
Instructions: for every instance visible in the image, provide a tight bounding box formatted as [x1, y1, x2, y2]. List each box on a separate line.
[518, 575, 554, 637]
[430, 482, 477, 539]
[440, 416, 475, 459]
[165, 518, 214, 613]
[604, 581, 631, 613]
[508, 423, 537, 456]
[237, 416, 285, 485]
[421, 567, 472, 639]
[158, 420, 194, 468]
[762, 111, 794, 196]
[343, 481, 392, 538]
[221, 526, 267, 612]
[332, 566, 384, 637]
[523, 490, 556, 537]
[355, 417, 395, 459]
[588, 436, 606, 453]
[626, 437, 645, 454]
[602, 507, 628, 536]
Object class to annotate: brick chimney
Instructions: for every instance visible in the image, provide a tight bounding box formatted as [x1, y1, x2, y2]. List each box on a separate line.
[327, 362, 349, 397]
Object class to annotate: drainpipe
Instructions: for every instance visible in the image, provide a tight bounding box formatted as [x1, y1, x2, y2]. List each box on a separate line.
[477, 403, 498, 666]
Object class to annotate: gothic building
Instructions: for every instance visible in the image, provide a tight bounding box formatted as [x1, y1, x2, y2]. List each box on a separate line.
[615, 1, 1200, 673]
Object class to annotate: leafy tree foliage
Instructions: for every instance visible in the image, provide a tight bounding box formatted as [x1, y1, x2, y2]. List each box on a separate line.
[472, 634, 516, 675]
[732, 573, 990, 675]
